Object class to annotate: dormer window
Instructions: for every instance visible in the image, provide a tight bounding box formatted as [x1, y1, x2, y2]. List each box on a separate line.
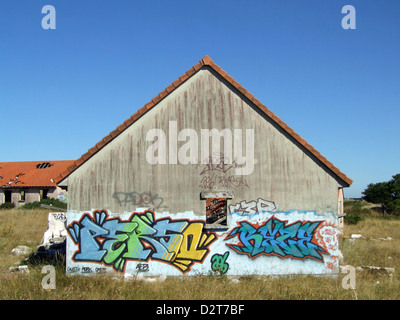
[36, 162, 52, 169]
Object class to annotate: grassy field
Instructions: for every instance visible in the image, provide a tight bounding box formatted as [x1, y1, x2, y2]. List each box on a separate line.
[0, 202, 399, 300]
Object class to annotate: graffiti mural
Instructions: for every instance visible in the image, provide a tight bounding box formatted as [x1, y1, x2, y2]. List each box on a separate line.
[67, 209, 216, 273]
[66, 208, 339, 276]
[229, 198, 277, 215]
[224, 217, 327, 261]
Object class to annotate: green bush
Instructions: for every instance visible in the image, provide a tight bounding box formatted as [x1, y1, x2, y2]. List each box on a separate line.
[19, 198, 67, 210]
[40, 198, 67, 209]
[386, 199, 400, 216]
[345, 212, 362, 225]
[344, 201, 369, 225]
[0, 202, 16, 210]
[19, 201, 42, 210]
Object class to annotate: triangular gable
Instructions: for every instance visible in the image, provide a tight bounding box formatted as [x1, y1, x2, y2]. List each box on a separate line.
[54, 56, 352, 187]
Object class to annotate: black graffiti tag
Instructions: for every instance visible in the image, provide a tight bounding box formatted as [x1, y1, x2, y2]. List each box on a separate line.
[112, 191, 167, 209]
[136, 263, 149, 272]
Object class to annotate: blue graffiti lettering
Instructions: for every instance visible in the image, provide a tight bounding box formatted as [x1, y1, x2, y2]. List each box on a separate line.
[225, 217, 327, 261]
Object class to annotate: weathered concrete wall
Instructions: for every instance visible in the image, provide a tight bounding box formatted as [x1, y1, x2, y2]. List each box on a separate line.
[65, 67, 345, 276]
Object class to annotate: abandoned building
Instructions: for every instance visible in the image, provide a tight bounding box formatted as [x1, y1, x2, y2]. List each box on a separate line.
[0, 160, 74, 207]
[55, 56, 352, 277]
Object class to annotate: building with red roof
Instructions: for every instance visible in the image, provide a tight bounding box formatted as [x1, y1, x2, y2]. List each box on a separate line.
[0, 160, 74, 206]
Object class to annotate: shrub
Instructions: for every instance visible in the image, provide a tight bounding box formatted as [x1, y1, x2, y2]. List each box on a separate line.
[344, 201, 369, 225]
[19, 198, 67, 210]
[0, 202, 15, 210]
[19, 201, 42, 210]
[344, 212, 362, 225]
[386, 199, 400, 216]
[40, 198, 67, 209]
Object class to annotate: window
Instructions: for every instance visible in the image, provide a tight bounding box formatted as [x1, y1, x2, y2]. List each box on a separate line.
[206, 198, 227, 225]
[20, 190, 25, 202]
[201, 191, 233, 229]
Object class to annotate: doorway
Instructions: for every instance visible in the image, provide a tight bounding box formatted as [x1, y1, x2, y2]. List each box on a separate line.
[4, 190, 12, 203]
[40, 189, 49, 200]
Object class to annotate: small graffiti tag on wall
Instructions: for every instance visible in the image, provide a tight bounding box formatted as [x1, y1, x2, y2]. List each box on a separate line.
[196, 153, 241, 175]
[197, 153, 249, 189]
[112, 191, 167, 210]
[229, 198, 277, 215]
[224, 217, 327, 261]
[136, 262, 149, 272]
[67, 209, 216, 273]
[199, 174, 249, 189]
[67, 266, 107, 274]
[210, 251, 230, 274]
[50, 212, 67, 222]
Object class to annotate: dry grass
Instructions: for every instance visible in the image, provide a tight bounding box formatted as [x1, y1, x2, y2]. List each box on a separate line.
[0, 208, 49, 269]
[0, 204, 399, 300]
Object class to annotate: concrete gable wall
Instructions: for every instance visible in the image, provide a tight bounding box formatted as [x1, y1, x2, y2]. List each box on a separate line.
[67, 67, 340, 216]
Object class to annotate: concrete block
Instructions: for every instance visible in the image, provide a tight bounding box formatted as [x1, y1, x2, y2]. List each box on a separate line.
[9, 265, 29, 274]
[11, 245, 32, 256]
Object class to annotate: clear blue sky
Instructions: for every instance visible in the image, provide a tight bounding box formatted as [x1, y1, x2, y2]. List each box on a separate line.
[1, 1, 399, 199]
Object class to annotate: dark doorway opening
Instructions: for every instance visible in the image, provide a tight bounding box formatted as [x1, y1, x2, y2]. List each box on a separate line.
[40, 189, 49, 200]
[5, 190, 12, 203]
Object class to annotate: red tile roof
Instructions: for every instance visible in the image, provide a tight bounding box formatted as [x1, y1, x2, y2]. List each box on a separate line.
[0, 160, 75, 188]
[54, 56, 353, 186]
